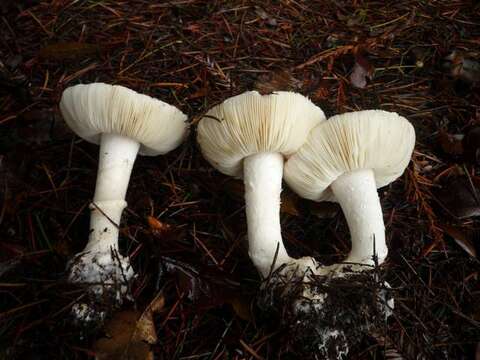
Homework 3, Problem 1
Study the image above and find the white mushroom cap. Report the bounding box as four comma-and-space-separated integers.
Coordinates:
60, 83, 188, 156
284, 110, 415, 202
197, 91, 325, 177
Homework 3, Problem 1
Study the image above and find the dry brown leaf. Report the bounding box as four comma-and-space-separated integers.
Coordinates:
440, 224, 478, 258
147, 215, 185, 243
147, 216, 172, 234
94, 311, 152, 360
94, 296, 164, 360
436, 176, 480, 219
135, 293, 165, 345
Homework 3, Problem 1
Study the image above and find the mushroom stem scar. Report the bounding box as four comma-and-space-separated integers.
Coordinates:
331, 169, 387, 266
243, 152, 293, 278
84, 133, 140, 253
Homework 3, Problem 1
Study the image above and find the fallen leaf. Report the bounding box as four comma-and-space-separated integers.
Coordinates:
438, 130, 464, 156
440, 224, 478, 258
254, 70, 302, 95
94, 311, 152, 360
93, 296, 165, 360
135, 293, 165, 345
147, 216, 172, 235
436, 175, 480, 219
38, 42, 101, 61
350, 52, 374, 89
146, 215, 186, 244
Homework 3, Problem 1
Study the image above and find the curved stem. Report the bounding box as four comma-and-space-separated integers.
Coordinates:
243, 152, 293, 277
84, 133, 140, 253
330, 169, 387, 267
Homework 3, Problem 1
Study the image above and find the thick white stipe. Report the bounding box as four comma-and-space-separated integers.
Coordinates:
69, 133, 139, 293
243, 152, 293, 277
94, 133, 141, 202
84, 133, 140, 253
84, 200, 126, 253
331, 169, 387, 266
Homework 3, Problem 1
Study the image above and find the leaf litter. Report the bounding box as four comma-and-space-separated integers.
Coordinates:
94, 293, 165, 360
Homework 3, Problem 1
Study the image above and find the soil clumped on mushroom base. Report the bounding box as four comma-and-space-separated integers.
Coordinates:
257, 266, 392, 359
67, 248, 134, 323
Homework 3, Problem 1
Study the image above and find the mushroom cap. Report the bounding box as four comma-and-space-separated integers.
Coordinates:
197, 91, 325, 177
59, 83, 188, 156
284, 110, 415, 202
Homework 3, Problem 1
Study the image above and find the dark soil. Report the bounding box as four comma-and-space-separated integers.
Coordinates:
258, 266, 393, 359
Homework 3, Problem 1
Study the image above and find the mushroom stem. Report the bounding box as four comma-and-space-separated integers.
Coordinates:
330, 169, 387, 267
243, 152, 293, 277
84, 133, 140, 253
84, 200, 126, 253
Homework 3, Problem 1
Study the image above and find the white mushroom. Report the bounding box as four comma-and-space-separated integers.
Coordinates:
60, 83, 188, 302
197, 91, 325, 278
285, 110, 415, 272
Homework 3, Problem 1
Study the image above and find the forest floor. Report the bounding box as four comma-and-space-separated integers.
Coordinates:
1, 1, 480, 359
